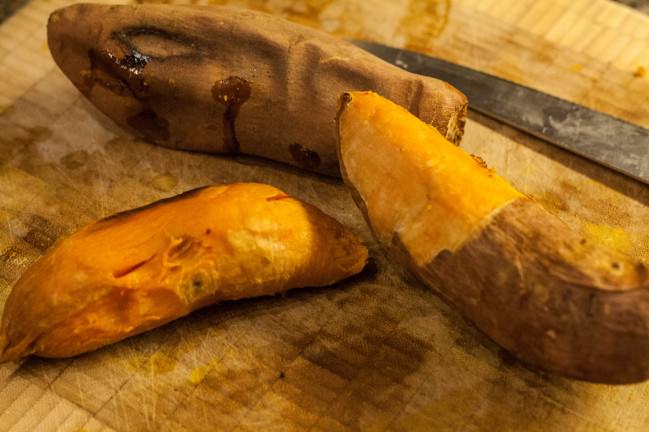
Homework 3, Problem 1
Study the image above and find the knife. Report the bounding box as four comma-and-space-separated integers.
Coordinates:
352, 40, 649, 185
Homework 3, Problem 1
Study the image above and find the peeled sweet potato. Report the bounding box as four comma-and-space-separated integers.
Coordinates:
337, 91, 649, 384
0, 183, 368, 361
47, 3, 467, 176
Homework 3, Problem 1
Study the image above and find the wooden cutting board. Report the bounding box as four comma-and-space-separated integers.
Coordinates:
1, 0, 648, 431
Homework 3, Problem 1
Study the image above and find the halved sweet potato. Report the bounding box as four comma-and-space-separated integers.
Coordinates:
337, 91, 649, 384
0, 183, 368, 361
47, 3, 467, 176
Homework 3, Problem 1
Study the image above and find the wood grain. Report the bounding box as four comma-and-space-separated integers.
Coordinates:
0, 0, 648, 431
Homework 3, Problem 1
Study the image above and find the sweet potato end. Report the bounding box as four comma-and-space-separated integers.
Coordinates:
0, 183, 368, 361
337, 91, 649, 384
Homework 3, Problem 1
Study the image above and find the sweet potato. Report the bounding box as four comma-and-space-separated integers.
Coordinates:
337, 91, 649, 384
0, 183, 368, 361
46, 3, 467, 176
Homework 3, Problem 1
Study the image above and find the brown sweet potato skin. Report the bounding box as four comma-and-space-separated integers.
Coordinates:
337, 91, 649, 384
47, 3, 467, 176
414, 200, 649, 384
0, 183, 368, 361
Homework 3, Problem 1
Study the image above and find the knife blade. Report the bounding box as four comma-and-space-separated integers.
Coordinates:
352, 40, 649, 185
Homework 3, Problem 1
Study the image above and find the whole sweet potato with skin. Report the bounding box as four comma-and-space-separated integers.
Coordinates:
0, 183, 368, 361
337, 91, 649, 384
47, 3, 467, 176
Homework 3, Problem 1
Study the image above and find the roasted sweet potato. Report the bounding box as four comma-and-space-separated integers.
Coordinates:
0, 183, 368, 361
47, 3, 467, 176
337, 91, 649, 384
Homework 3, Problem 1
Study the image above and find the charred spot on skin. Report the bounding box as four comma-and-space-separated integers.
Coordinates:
105, 50, 150, 96
127, 109, 170, 142
110, 31, 153, 75
84, 49, 149, 98
289, 143, 321, 169
212, 76, 251, 153
120, 52, 150, 74
205, 228, 212, 235
82, 50, 128, 96
611, 262, 620, 270
471, 154, 488, 169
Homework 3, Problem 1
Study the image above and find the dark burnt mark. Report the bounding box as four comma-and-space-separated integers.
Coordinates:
84, 48, 149, 99
340, 92, 353, 105
611, 261, 620, 270
205, 228, 212, 235
97, 186, 210, 225
266, 194, 292, 202
127, 109, 170, 142
113, 259, 150, 278
212, 76, 251, 153
471, 154, 488, 169
278, 371, 285, 379
83, 49, 130, 97
289, 143, 321, 170
104, 50, 149, 94
120, 51, 150, 72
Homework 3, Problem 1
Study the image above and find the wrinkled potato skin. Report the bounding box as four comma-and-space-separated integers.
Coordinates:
0, 183, 368, 361
47, 3, 467, 176
337, 92, 649, 384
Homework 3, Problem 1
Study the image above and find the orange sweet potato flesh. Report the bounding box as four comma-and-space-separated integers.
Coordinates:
337, 91, 649, 384
0, 183, 368, 361
46, 3, 467, 176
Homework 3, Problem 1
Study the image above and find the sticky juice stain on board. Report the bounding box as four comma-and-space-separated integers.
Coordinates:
189, 361, 218, 385
398, 0, 451, 50
149, 351, 177, 374
280, 0, 335, 28
582, 222, 632, 254
151, 173, 178, 192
